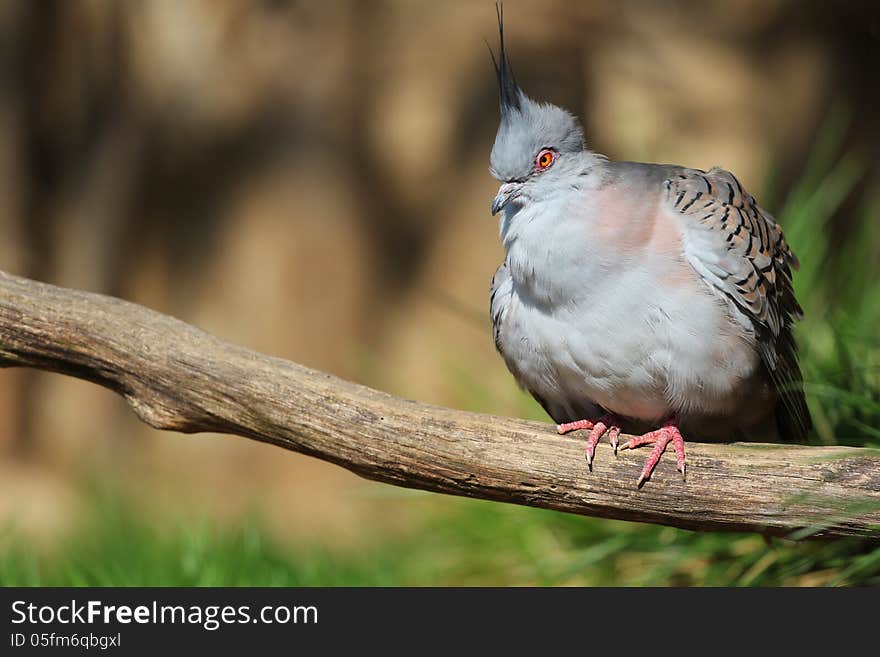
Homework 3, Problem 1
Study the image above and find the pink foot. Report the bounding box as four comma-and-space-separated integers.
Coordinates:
557, 414, 622, 470
619, 419, 687, 487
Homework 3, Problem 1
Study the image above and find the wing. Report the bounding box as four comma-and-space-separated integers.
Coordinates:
665, 166, 811, 439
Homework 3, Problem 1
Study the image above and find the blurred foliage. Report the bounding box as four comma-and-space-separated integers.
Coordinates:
1, 490, 877, 587
781, 104, 880, 446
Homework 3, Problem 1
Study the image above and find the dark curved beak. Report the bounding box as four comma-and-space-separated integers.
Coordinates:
491, 182, 523, 216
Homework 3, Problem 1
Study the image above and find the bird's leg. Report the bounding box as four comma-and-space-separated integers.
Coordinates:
557, 414, 622, 470
556, 418, 594, 434
619, 418, 687, 487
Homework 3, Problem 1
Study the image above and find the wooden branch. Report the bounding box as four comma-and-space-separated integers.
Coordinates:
1, 270, 878, 541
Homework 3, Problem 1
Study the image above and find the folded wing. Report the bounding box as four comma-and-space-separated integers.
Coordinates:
666, 166, 811, 439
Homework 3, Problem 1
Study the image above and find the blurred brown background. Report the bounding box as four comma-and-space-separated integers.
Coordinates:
1, 0, 878, 546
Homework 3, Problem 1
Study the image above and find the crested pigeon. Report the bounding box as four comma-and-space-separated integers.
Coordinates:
487, 7, 811, 486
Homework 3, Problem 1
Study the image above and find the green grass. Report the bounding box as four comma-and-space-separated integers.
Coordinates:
2, 106, 878, 587
781, 105, 880, 447
2, 491, 878, 586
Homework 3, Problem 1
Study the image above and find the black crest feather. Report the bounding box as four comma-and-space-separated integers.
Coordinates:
488, 3, 522, 115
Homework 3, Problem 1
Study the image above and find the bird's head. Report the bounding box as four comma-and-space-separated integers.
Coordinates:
488, 5, 586, 216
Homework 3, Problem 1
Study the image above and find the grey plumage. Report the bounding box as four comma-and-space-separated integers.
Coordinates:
485, 6, 811, 481
488, 7, 585, 184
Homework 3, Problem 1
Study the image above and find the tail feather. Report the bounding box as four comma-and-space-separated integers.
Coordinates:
775, 387, 813, 442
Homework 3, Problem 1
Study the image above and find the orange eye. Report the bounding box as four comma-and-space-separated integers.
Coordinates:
535, 149, 555, 171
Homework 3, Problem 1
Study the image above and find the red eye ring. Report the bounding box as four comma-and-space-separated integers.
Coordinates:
535, 148, 556, 172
